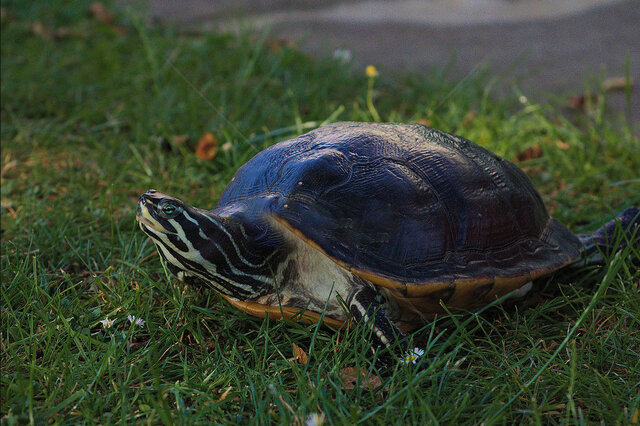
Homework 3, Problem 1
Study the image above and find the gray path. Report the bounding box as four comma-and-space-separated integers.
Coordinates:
142, 0, 639, 125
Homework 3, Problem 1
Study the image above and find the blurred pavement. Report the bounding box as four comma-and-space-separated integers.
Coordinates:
140, 0, 639, 125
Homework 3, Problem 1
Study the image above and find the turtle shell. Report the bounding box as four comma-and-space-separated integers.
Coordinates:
215, 122, 582, 318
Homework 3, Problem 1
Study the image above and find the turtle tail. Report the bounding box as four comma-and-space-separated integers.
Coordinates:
576, 207, 640, 265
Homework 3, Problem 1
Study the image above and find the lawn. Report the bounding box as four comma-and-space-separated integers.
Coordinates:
1, 1, 639, 424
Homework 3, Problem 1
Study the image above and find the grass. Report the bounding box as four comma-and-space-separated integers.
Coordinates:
1, 1, 639, 423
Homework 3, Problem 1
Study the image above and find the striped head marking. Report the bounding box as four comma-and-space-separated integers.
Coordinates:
137, 190, 185, 234
136, 189, 276, 298
137, 190, 206, 266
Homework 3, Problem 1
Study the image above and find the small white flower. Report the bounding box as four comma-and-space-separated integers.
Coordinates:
402, 347, 425, 365
221, 142, 233, 153
100, 317, 114, 329
305, 412, 326, 426
128, 315, 145, 328
332, 48, 352, 63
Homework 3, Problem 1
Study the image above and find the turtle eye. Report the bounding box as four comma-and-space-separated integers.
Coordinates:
159, 202, 180, 218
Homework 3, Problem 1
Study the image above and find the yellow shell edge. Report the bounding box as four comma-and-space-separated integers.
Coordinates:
221, 294, 348, 330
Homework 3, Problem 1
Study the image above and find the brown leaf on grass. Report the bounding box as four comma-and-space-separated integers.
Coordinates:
555, 140, 570, 150
196, 132, 218, 160
339, 366, 382, 392
292, 343, 308, 364
514, 145, 543, 162
217, 386, 232, 402
603, 76, 633, 92
89, 2, 114, 25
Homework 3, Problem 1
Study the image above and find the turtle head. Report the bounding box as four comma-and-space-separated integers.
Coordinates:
136, 189, 209, 272
137, 190, 188, 232
136, 189, 275, 298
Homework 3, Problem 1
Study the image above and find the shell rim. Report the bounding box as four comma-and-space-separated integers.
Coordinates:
221, 294, 348, 330
271, 215, 580, 298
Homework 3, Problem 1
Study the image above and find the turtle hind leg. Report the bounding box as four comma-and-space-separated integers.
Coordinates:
577, 207, 640, 265
348, 284, 410, 362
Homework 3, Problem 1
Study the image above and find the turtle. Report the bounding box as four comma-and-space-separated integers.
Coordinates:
137, 122, 639, 359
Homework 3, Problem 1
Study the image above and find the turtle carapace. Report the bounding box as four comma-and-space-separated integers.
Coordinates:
137, 122, 639, 358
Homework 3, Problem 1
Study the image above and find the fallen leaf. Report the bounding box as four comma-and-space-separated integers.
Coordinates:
416, 119, 431, 127
292, 342, 308, 364
339, 366, 382, 391
555, 140, 570, 150
89, 2, 114, 25
217, 386, 232, 402
603, 76, 633, 92
514, 145, 543, 162
632, 407, 638, 423
196, 132, 218, 160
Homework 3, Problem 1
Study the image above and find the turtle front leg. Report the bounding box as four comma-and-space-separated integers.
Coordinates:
347, 283, 409, 359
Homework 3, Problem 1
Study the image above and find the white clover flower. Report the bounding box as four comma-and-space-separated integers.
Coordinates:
100, 317, 114, 329
402, 347, 425, 365
305, 412, 326, 426
128, 314, 145, 328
